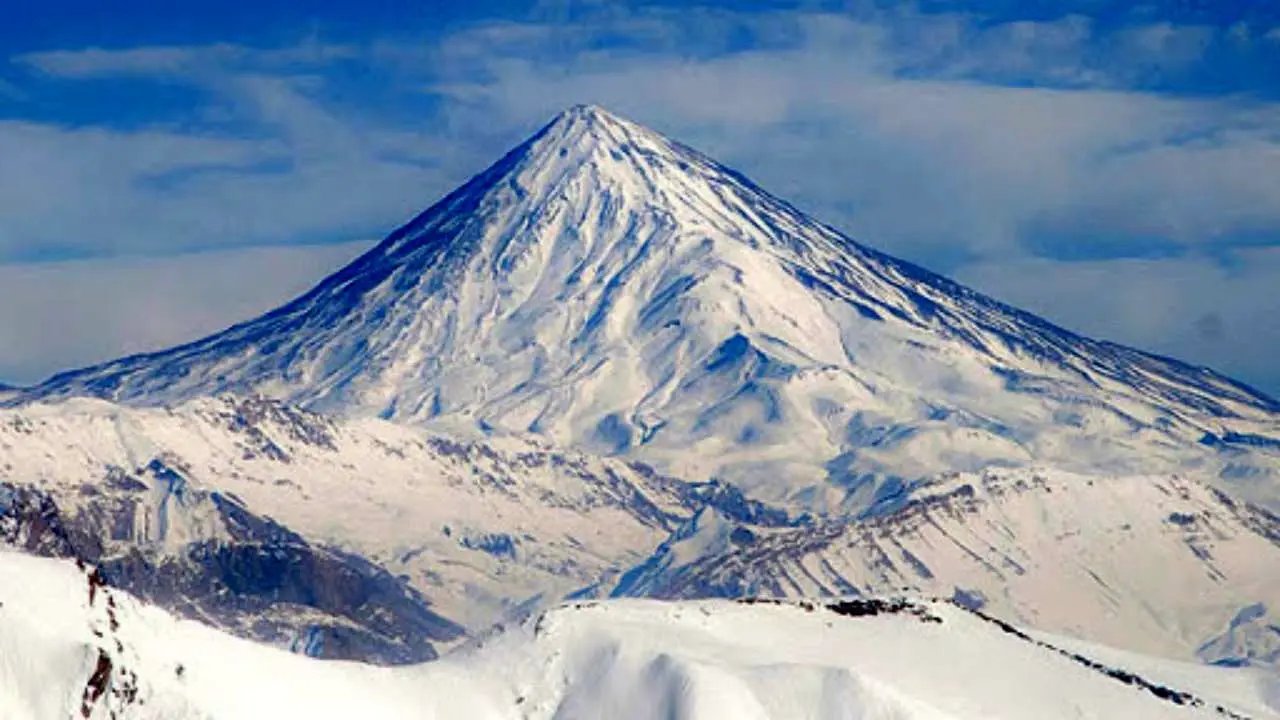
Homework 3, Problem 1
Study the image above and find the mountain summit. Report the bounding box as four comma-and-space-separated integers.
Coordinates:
16, 105, 1280, 510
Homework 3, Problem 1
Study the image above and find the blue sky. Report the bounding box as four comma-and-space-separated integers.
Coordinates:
0, 0, 1278, 395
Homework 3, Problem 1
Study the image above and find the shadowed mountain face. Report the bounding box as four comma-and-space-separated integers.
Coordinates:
608, 467, 1280, 667
9, 105, 1280, 511
0, 475, 464, 664
0, 394, 767, 652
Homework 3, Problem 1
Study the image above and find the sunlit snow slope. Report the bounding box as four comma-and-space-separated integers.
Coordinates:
611, 467, 1280, 666
14, 105, 1279, 512
5, 551, 1277, 720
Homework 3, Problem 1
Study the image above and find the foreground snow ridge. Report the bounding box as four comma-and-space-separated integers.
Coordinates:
3, 552, 1276, 720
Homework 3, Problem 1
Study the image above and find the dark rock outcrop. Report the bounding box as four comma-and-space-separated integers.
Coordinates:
0, 477, 463, 664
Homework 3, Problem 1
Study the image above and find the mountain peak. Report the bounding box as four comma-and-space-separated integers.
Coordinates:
543, 104, 651, 139
538, 103, 639, 146
553, 103, 620, 125
519, 103, 676, 182
15, 104, 1279, 512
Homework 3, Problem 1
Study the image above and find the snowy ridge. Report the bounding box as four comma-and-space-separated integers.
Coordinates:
0, 395, 709, 633
611, 467, 1280, 666
0, 476, 466, 664
10, 104, 1279, 512
4, 550, 1276, 720
11, 395, 1280, 670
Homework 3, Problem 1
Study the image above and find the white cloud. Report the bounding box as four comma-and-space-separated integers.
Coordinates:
0, 75, 478, 259
17, 41, 358, 79
12, 10, 1276, 263
1112, 22, 1215, 70
0, 242, 370, 385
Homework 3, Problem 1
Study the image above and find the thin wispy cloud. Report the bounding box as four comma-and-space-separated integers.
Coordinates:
17, 41, 360, 79
0, 69, 467, 260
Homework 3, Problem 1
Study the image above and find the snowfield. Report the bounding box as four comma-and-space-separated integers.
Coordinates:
0, 395, 697, 634
3, 551, 1277, 720
4, 395, 1278, 668
611, 467, 1280, 665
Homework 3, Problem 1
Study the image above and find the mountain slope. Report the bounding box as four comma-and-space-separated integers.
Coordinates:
0, 395, 715, 634
7, 395, 1277, 668
11, 104, 1279, 512
0, 476, 465, 665
609, 467, 1280, 666
5, 550, 1275, 720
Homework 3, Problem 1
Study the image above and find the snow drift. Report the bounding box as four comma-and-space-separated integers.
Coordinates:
3, 551, 1277, 720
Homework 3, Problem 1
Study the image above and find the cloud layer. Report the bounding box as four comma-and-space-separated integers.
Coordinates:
956, 249, 1280, 396
0, 242, 369, 384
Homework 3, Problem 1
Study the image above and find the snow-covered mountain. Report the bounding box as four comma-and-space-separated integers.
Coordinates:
6, 550, 1276, 720
3, 395, 1277, 670
609, 466, 1280, 667
0, 395, 731, 649
11, 104, 1278, 513
3, 103, 1280, 687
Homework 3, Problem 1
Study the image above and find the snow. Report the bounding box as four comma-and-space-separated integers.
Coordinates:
0, 103, 1276, 700
3, 550, 1275, 720
6, 394, 1275, 665
1029, 628, 1280, 718
10, 104, 1278, 518
1197, 604, 1280, 667
0, 395, 696, 631
613, 467, 1280, 666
